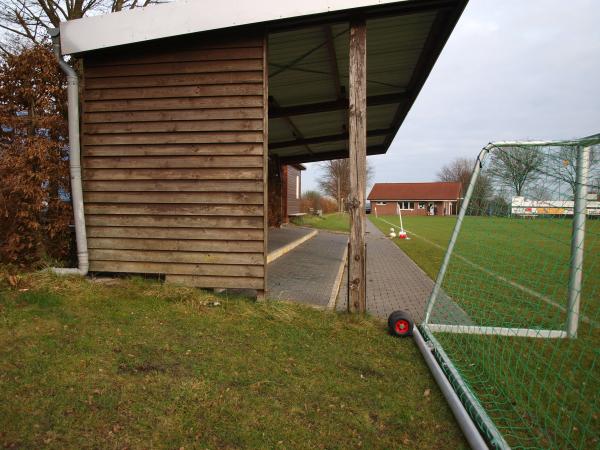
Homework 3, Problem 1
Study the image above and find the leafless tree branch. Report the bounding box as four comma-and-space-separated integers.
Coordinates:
318, 159, 374, 212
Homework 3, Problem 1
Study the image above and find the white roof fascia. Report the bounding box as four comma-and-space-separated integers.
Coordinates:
59, 0, 408, 55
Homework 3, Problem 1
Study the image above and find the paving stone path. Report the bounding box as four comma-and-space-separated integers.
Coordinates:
267, 230, 348, 308
268, 221, 464, 323
337, 219, 435, 322
267, 226, 315, 254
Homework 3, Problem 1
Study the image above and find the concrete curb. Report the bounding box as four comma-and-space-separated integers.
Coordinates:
291, 224, 349, 236
328, 243, 348, 310
266, 229, 318, 264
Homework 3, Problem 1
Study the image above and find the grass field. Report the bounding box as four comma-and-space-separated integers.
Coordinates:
291, 212, 349, 233
370, 215, 599, 328
0, 271, 466, 449
369, 214, 599, 448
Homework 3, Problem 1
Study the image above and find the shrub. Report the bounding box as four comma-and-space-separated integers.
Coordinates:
301, 190, 338, 214
301, 190, 321, 213
0, 44, 72, 266
319, 196, 337, 214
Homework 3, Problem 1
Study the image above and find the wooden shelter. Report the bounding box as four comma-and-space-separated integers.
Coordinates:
57, 0, 467, 305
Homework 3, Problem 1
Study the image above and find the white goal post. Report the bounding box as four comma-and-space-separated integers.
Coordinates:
423, 134, 600, 339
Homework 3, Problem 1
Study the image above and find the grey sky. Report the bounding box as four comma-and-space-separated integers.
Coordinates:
302, 0, 600, 192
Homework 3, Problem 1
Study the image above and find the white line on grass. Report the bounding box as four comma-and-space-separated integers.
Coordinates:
376, 217, 596, 327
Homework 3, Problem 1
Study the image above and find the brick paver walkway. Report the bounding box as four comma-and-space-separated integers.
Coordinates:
267, 227, 315, 254
268, 230, 348, 308
338, 219, 434, 322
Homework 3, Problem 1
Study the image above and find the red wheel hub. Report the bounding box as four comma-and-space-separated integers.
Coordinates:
394, 319, 410, 334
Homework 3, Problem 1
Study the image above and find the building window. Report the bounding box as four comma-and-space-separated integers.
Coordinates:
418, 202, 426, 209
376, 201, 387, 206
295, 175, 300, 199
398, 201, 414, 210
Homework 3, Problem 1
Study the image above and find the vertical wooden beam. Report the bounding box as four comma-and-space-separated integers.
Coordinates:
347, 18, 367, 313
258, 32, 269, 301
267, 156, 284, 227
323, 25, 343, 100
281, 164, 289, 223
323, 24, 348, 143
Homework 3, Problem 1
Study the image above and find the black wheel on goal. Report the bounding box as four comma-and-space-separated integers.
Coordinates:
388, 310, 414, 337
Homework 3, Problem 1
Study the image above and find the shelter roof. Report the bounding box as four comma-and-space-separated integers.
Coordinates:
59, 0, 467, 164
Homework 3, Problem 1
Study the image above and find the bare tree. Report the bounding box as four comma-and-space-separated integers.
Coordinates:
527, 182, 551, 201
437, 157, 472, 196
318, 158, 374, 212
0, 0, 160, 50
546, 146, 598, 198
487, 146, 544, 197
437, 156, 492, 215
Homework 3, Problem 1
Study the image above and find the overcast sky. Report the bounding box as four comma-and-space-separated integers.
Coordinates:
302, 0, 600, 192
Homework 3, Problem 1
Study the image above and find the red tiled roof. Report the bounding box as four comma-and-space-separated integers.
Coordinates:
367, 182, 462, 201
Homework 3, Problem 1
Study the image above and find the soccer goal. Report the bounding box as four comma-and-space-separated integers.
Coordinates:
419, 134, 599, 448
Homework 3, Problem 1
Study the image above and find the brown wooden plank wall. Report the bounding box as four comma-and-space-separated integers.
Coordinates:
81, 33, 266, 291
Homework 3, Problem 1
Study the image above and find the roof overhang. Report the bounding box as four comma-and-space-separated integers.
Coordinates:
267, 0, 467, 164
59, 0, 468, 165
60, 0, 425, 55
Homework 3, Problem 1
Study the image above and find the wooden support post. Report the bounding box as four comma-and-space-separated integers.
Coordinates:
260, 33, 269, 302
347, 18, 367, 313
281, 164, 289, 223
267, 156, 284, 227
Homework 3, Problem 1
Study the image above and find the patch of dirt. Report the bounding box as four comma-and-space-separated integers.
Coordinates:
343, 363, 385, 379
117, 361, 180, 375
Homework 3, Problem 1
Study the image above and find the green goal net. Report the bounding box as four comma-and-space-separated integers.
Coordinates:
420, 135, 599, 449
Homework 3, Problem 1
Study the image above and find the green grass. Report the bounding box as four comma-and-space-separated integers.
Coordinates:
370, 215, 599, 328
292, 212, 349, 233
0, 271, 466, 449
369, 215, 447, 280
369, 215, 600, 449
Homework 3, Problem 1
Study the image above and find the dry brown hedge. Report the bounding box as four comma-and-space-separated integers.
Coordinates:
0, 44, 72, 266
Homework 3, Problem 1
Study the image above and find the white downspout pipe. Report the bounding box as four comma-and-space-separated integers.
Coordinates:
48, 28, 89, 276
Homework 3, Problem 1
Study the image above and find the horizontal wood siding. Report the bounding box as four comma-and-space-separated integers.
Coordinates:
82, 33, 266, 290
